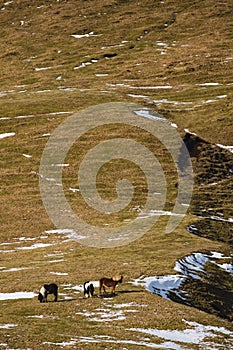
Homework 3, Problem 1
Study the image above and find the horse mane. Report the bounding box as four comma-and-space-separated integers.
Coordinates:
112, 275, 123, 282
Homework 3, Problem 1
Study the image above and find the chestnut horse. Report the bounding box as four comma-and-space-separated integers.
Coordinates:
99, 275, 123, 294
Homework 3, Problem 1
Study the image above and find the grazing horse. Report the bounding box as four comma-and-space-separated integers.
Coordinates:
38, 283, 58, 303
83, 281, 95, 298
99, 275, 123, 294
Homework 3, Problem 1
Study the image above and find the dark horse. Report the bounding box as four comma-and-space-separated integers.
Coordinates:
99, 275, 123, 294
38, 283, 58, 303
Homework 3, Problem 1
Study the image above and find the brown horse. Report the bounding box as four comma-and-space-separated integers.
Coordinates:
99, 275, 123, 294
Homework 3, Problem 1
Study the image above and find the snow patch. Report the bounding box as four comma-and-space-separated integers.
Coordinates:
0, 237, 53, 253
134, 109, 177, 128
76, 307, 138, 322
78, 335, 185, 349
184, 128, 197, 136
216, 143, 233, 154
1, 267, 32, 273
15, 115, 34, 119
45, 228, 88, 241
45, 228, 76, 235
107, 83, 172, 90
0, 132, 15, 139
132, 274, 186, 301
198, 82, 222, 86
95, 73, 109, 77
113, 302, 147, 308
0, 292, 36, 300
17, 243, 52, 250
138, 209, 184, 219
0, 324, 18, 329
153, 98, 192, 106
34, 67, 53, 71
22, 154, 32, 158
48, 111, 72, 115
26, 314, 59, 320
74, 61, 92, 70
44, 339, 77, 347
175, 252, 208, 279
51, 163, 69, 167
132, 251, 232, 303
129, 319, 233, 346
71, 32, 101, 39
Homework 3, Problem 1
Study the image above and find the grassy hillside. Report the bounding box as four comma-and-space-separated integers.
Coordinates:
0, 0, 232, 349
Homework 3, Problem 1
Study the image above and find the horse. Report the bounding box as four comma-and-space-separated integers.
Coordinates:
38, 283, 58, 303
83, 281, 95, 298
99, 275, 123, 294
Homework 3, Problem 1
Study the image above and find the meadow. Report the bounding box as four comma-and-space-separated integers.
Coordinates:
0, 0, 232, 349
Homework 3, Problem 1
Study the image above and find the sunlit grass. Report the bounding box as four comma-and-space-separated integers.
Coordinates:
0, 0, 232, 348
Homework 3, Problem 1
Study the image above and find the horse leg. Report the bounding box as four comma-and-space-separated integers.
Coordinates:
90, 284, 94, 297
99, 280, 103, 294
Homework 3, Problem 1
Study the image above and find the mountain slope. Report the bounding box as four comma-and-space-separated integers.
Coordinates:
0, 1, 232, 349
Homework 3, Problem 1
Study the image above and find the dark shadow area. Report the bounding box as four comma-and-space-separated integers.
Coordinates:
98, 293, 117, 298
118, 289, 145, 294
172, 277, 233, 321
98, 289, 145, 298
